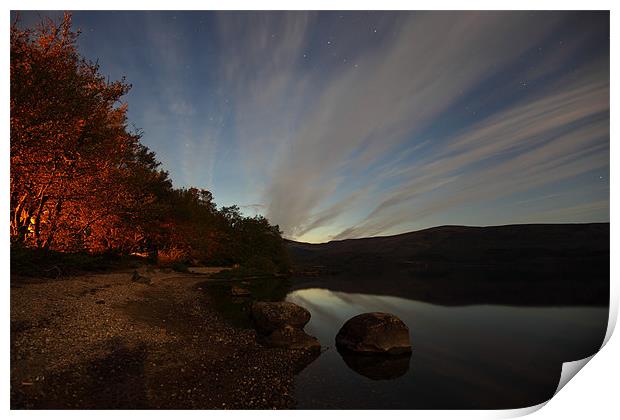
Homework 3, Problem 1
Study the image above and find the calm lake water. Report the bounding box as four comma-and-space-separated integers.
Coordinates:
285, 286, 608, 409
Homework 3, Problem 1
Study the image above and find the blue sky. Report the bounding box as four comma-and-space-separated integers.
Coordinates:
15, 11, 610, 242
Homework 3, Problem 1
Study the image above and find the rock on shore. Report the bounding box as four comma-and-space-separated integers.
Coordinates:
251, 301, 311, 332
11, 269, 314, 409
251, 301, 320, 353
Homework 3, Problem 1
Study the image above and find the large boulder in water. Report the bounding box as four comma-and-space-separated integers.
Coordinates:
335, 312, 412, 355
251, 301, 311, 333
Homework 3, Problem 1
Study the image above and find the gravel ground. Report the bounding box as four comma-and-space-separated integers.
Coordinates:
11, 268, 318, 409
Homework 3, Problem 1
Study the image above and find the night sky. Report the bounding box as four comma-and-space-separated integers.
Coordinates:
15, 11, 610, 242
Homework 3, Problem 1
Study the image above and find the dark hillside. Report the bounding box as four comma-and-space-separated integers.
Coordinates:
287, 223, 609, 305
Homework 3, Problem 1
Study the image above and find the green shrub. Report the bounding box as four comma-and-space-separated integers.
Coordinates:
245, 255, 278, 274
10, 245, 142, 278
171, 262, 189, 273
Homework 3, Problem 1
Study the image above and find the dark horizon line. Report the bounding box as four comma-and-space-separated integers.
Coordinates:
285, 221, 611, 245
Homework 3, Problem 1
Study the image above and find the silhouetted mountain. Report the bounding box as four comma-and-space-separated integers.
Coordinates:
287, 223, 609, 306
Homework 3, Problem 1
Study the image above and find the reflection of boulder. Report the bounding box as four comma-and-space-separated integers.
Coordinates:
289, 347, 321, 375
339, 350, 411, 380
336, 312, 412, 355
251, 301, 311, 333
251, 301, 320, 353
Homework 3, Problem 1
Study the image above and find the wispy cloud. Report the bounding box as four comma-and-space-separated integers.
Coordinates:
43, 11, 607, 242
335, 73, 609, 239
211, 11, 608, 240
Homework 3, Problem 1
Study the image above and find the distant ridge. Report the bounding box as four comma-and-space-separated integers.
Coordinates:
287, 222, 610, 246
286, 223, 609, 306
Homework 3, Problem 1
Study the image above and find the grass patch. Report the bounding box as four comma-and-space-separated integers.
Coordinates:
170, 262, 189, 273
198, 275, 292, 327
209, 255, 289, 280
208, 265, 282, 280
11, 246, 144, 279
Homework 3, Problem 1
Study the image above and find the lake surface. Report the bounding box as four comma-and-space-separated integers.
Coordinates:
285, 285, 608, 409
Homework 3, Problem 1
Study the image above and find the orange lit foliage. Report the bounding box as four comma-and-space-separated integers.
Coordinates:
10, 14, 170, 252
11, 14, 289, 272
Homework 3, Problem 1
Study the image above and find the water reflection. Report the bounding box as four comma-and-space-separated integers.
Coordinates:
199, 276, 291, 328
286, 287, 607, 409
338, 351, 411, 380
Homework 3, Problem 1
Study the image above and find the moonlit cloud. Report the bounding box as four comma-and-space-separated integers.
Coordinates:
335, 72, 609, 239
18, 11, 609, 242
209, 11, 609, 240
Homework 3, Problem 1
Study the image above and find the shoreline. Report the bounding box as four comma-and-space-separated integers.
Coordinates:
11, 268, 315, 409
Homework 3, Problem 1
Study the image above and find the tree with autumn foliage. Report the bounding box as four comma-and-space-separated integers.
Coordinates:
11, 13, 160, 252
10, 13, 289, 274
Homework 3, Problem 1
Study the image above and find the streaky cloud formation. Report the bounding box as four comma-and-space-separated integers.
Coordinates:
16, 11, 609, 242
336, 72, 608, 239
210, 11, 609, 241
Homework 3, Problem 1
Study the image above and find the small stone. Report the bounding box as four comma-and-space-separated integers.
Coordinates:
231, 286, 251, 297
131, 270, 151, 284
